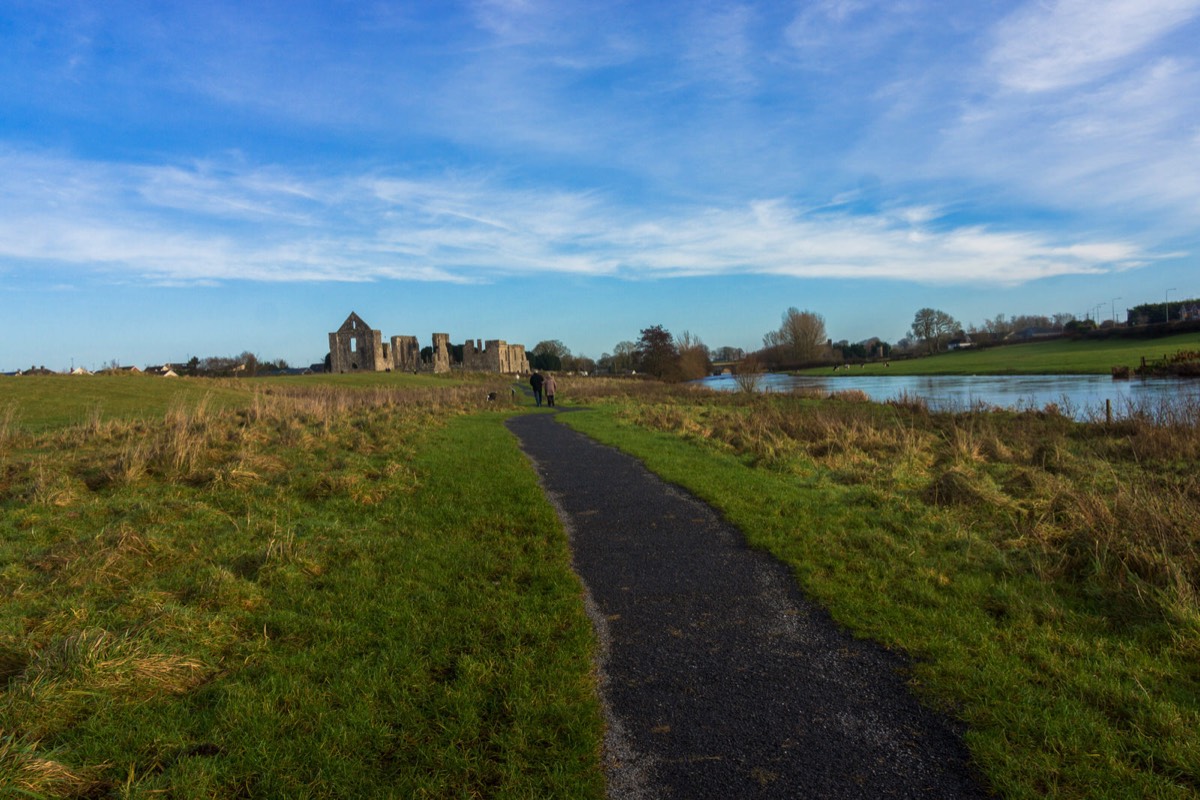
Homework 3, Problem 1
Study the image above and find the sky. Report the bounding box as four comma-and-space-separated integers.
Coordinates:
2, 0, 1199, 371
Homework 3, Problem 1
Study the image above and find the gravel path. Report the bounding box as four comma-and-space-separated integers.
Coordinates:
507, 412, 991, 799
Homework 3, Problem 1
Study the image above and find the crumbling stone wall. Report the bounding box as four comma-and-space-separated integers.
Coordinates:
506, 343, 529, 374
327, 313, 528, 375
462, 339, 529, 374
390, 335, 421, 372
328, 312, 385, 372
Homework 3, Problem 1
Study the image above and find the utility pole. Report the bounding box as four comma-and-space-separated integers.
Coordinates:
1111, 297, 1121, 325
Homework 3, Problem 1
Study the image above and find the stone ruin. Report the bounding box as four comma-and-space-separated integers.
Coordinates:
327, 312, 529, 375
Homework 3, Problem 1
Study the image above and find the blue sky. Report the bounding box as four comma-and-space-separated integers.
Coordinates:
2, 0, 1198, 370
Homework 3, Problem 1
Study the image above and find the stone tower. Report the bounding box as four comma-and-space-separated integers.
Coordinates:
431, 333, 451, 374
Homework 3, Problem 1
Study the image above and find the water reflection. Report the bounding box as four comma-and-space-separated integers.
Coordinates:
697, 373, 1200, 420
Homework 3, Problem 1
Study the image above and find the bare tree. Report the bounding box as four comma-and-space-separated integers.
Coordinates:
674, 330, 711, 381
910, 308, 959, 353
607, 340, 637, 373
1052, 313, 1075, 330
734, 354, 764, 393
778, 308, 827, 363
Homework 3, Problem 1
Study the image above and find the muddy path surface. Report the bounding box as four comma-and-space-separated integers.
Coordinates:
507, 413, 990, 799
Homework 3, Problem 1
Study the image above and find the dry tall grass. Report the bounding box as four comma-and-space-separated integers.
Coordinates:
0, 380, 507, 797
579, 380, 1200, 626
0, 403, 16, 446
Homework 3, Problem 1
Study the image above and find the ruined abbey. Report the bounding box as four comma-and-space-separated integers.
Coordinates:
327, 312, 529, 375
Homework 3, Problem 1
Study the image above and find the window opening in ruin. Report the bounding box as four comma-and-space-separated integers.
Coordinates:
350, 338, 357, 353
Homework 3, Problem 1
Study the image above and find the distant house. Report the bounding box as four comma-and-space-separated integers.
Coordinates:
70, 367, 91, 375
144, 365, 179, 377
1008, 327, 1059, 341
946, 334, 974, 351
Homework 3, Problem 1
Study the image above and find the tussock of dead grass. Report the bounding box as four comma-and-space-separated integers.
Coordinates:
0, 403, 16, 447
20, 460, 85, 507
15, 629, 208, 698
828, 388, 870, 403
925, 466, 1007, 508
0, 734, 102, 799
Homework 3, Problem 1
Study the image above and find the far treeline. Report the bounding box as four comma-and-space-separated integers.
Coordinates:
579, 297, 1200, 380
34, 297, 1197, 380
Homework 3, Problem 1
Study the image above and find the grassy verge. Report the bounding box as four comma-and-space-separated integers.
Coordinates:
795, 331, 1200, 375
0, 385, 602, 798
559, 378, 1199, 798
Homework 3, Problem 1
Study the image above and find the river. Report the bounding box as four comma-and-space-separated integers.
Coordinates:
696, 373, 1200, 420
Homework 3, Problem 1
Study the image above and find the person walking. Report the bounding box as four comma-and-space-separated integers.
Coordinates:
529, 371, 544, 407
543, 372, 557, 407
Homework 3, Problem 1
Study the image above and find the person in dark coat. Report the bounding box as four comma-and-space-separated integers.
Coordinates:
529, 371, 544, 406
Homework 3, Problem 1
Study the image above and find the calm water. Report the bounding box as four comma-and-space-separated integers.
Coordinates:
697, 373, 1200, 420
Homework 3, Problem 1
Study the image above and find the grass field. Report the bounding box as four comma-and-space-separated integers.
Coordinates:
4, 373, 1199, 797
0, 380, 602, 797
559, 377, 1200, 798
797, 331, 1200, 375
0, 372, 479, 433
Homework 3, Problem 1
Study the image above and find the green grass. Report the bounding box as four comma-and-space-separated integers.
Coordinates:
253, 371, 470, 389
0, 372, 485, 434
0, 388, 602, 798
798, 331, 1200, 375
0, 375, 251, 433
8, 371, 1198, 797
559, 390, 1200, 799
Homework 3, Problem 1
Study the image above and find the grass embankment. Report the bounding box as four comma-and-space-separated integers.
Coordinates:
0, 381, 603, 797
798, 331, 1200, 375
560, 378, 1200, 798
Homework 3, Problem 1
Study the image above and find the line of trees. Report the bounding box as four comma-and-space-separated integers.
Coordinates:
529, 340, 597, 373
552, 294, 1199, 383
592, 325, 717, 381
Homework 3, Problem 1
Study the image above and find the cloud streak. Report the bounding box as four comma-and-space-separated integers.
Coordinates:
988, 0, 1200, 92
0, 150, 1147, 288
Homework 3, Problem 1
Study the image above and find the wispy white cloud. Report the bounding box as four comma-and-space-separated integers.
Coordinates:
926, 15, 1200, 229
842, 0, 1200, 241
0, 150, 1148, 289
988, 0, 1200, 92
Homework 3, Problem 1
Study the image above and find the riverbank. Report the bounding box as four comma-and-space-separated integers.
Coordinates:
698, 372, 1200, 420
794, 331, 1200, 376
